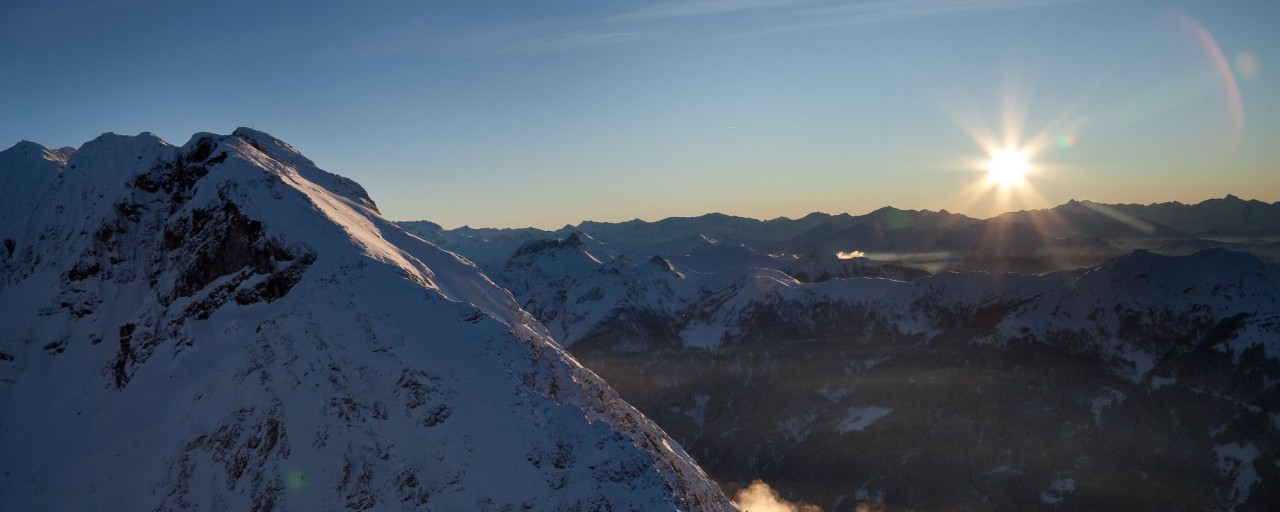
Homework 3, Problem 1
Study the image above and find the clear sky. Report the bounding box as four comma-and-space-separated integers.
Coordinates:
3, 0, 1277, 228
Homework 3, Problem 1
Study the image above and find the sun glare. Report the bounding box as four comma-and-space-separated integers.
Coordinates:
938, 72, 1089, 218
986, 148, 1029, 186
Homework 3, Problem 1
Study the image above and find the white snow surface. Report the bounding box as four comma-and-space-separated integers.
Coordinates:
1215, 442, 1262, 511
818, 386, 850, 404
1089, 388, 1127, 426
834, 406, 893, 433
0, 130, 734, 511
504, 236, 1280, 379
400, 193, 1280, 379
1040, 474, 1076, 504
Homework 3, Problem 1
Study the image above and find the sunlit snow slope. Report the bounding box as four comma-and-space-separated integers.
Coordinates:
0, 129, 734, 511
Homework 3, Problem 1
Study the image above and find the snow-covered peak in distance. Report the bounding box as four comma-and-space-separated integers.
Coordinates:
0, 131, 734, 511
403, 194, 1280, 282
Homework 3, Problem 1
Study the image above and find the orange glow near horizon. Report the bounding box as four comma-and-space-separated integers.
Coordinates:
931, 64, 1089, 221
944, 112, 1061, 219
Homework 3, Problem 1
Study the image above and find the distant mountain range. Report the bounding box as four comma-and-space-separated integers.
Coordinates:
565, 248, 1280, 510
402, 195, 1280, 277
402, 196, 1280, 510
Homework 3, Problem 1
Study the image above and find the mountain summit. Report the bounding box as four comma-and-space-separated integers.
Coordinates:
0, 130, 733, 510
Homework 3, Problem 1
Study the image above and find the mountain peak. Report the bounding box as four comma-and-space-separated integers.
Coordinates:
1, 129, 733, 510
63, 131, 175, 179
222, 129, 378, 214
1, 140, 70, 167
869, 205, 906, 214
2, 139, 46, 154
231, 127, 315, 169
0, 140, 71, 223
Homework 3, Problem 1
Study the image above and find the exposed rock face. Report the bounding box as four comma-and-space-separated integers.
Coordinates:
0, 130, 734, 511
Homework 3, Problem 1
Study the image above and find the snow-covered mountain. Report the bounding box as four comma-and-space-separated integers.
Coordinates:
397, 195, 1280, 370
405, 202, 1280, 509
559, 249, 1280, 510
0, 130, 734, 511
1103, 194, 1280, 237
402, 195, 1280, 280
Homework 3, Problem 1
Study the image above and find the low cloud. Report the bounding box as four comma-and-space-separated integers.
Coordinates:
731, 480, 822, 512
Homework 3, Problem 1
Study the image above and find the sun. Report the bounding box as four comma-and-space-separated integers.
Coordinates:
942, 77, 1079, 216
986, 148, 1030, 187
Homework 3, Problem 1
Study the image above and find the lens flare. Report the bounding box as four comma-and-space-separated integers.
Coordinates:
1235, 52, 1260, 79
1056, 132, 1078, 149
1169, 10, 1244, 147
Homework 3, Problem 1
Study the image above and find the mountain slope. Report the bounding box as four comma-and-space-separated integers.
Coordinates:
567, 249, 1280, 510
401, 195, 1280, 280
1109, 195, 1280, 237
0, 130, 733, 511
414, 200, 1280, 509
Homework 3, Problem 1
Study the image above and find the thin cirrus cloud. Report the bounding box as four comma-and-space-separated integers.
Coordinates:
336, 0, 1087, 60
732, 0, 1092, 36
802, 0, 1088, 20
609, 0, 812, 21
335, 21, 638, 60
497, 30, 639, 55
448, 24, 639, 56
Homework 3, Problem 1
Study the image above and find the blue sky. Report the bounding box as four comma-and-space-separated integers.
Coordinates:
2, 0, 1277, 228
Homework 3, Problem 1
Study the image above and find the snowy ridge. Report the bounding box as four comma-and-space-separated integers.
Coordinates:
536, 247, 1280, 510
0, 130, 733, 511
476, 224, 1280, 376
425, 205, 1280, 510
403, 194, 1280, 280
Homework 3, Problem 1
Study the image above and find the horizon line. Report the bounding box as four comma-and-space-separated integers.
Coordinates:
399, 193, 1268, 231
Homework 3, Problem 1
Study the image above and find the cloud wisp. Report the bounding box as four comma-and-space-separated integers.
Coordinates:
336, 20, 638, 60
337, 0, 1089, 60
611, 0, 811, 21
803, 0, 1086, 20
733, 0, 1091, 37
485, 29, 639, 55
